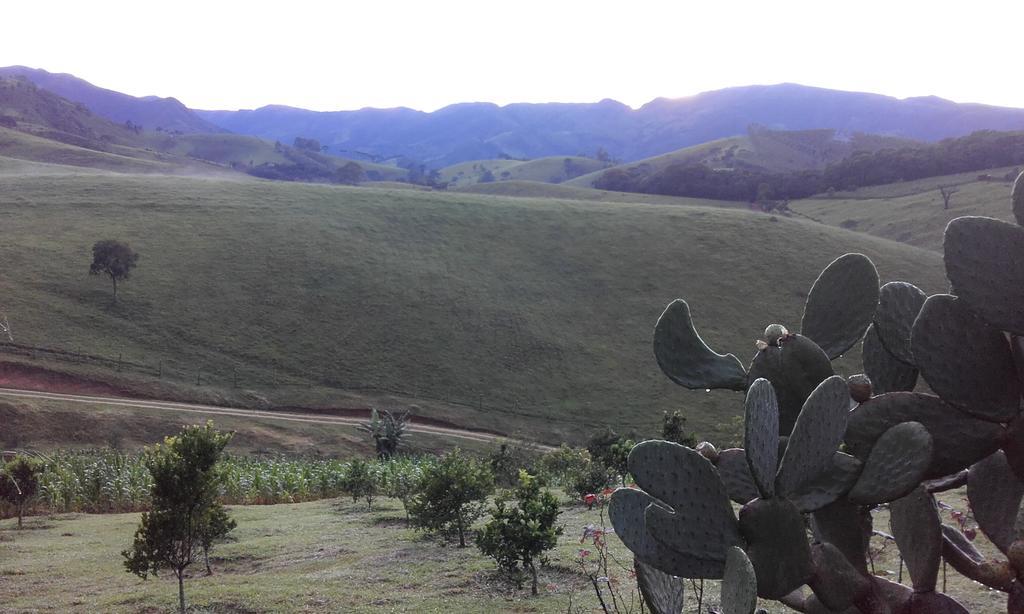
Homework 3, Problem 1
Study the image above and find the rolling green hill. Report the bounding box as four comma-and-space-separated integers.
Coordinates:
792, 167, 1019, 251
567, 126, 918, 189
0, 170, 947, 443
0, 77, 405, 183
439, 156, 608, 188
456, 179, 744, 207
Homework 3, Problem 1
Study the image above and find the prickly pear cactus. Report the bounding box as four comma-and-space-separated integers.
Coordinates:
620, 182, 1024, 613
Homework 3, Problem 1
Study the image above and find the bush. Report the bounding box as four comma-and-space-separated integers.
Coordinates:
488, 440, 542, 488
0, 456, 41, 529
476, 470, 563, 595
408, 449, 494, 546
566, 458, 614, 504
586, 428, 635, 484
381, 456, 429, 522
340, 458, 380, 509
660, 410, 697, 447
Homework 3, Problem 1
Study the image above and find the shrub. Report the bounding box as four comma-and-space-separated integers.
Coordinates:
0, 456, 41, 529
488, 440, 542, 488
476, 470, 563, 595
408, 449, 494, 546
340, 458, 380, 509
381, 456, 429, 522
660, 410, 697, 447
566, 458, 614, 504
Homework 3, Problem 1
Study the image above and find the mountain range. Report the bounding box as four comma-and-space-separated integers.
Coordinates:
4, 65, 1024, 169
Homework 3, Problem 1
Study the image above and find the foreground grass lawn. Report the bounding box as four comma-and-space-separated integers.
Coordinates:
1, 497, 645, 613
0, 491, 1010, 612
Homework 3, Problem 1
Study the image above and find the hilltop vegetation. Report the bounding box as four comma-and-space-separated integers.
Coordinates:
439, 156, 608, 188
792, 166, 1019, 251
0, 169, 947, 444
568, 126, 917, 189
581, 129, 1024, 202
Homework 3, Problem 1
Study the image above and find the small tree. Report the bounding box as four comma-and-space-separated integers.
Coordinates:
340, 458, 380, 509
939, 185, 959, 210
382, 457, 428, 523
408, 449, 493, 547
89, 239, 139, 301
476, 470, 563, 595
660, 410, 696, 447
358, 408, 410, 460
198, 503, 236, 575
0, 456, 40, 529
122, 422, 234, 614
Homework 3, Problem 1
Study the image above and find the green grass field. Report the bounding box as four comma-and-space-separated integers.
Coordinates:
0, 128, 180, 174
0, 167, 949, 444
792, 168, 1018, 251
455, 180, 745, 208
0, 491, 1003, 613
439, 156, 606, 188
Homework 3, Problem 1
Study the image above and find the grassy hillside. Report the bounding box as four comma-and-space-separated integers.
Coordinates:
0, 171, 947, 443
0, 127, 179, 173
457, 180, 744, 208
567, 128, 917, 188
439, 156, 606, 188
792, 167, 1018, 251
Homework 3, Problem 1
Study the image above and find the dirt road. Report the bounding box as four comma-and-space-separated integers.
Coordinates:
0, 387, 546, 449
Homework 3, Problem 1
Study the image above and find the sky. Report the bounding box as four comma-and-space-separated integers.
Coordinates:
4, 0, 1022, 112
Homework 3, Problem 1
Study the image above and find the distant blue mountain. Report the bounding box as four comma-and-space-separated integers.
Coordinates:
0, 66, 223, 134
195, 84, 1024, 167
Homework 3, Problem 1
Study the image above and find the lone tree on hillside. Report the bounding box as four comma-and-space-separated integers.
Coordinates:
939, 185, 959, 210
89, 240, 139, 301
122, 422, 235, 614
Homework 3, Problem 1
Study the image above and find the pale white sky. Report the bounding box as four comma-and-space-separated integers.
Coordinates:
4, 0, 1021, 112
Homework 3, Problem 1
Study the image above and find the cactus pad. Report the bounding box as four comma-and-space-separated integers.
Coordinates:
653, 300, 747, 390
629, 441, 742, 571
912, 294, 1020, 423
747, 333, 834, 435
1014, 169, 1024, 226
807, 542, 870, 612
800, 253, 880, 360
776, 375, 851, 498
906, 592, 969, 614
848, 421, 932, 505
634, 558, 685, 614
788, 452, 862, 513
846, 392, 1002, 480
874, 281, 926, 365
967, 451, 1024, 555
744, 378, 779, 498
738, 497, 813, 599
720, 546, 757, 614
944, 216, 1024, 334
716, 448, 760, 505
1003, 416, 1024, 482
811, 499, 871, 573
862, 323, 919, 394
610, 488, 722, 578
889, 486, 941, 591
